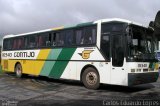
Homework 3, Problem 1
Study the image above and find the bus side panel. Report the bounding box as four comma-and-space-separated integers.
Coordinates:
39, 48, 76, 79
1, 59, 17, 72
8, 60, 19, 72
22, 60, 35, 75
22, 60, 48, 76
1, 59, 36, 75
65, 48, 110, 84
60, 62, 77, 80
1, 60, 6, 71
75, 62, 111, 84
8, 49, 51, 76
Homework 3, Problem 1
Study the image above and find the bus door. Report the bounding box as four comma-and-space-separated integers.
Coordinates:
110, 34, 126, 85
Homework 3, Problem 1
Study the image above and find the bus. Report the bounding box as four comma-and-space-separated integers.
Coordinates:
1, 18, 159, 89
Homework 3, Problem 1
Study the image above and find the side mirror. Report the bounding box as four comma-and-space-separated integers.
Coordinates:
149, 11, 160, 35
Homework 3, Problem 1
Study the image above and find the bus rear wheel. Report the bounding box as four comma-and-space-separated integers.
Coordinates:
15, 63, 23, 78
82, 67, 100, 89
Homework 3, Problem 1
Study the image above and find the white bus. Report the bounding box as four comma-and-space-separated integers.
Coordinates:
1, 18, 159, 89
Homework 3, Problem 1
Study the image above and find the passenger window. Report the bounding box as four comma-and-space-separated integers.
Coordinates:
75, 26, 96, 46
38, 33, 50, 47
17, 38, 24, 49
52, 33, 57, 46
3, 39, 8, 50
82, 27, 96, 44
76, 30, 83, 45
3, 39, 12, 50
65, 30, 75, 46
24, 37, 29, 49
57, 32, 65, 46
29, 35, 38, 48
52, 32, 60, 46
13, 39, 18, 50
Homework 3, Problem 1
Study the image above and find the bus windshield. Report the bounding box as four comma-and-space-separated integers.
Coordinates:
127, 25, 158, 62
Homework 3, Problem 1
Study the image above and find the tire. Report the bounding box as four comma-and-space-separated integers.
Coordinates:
82, 67, 100, 90
15, 63, 23, 78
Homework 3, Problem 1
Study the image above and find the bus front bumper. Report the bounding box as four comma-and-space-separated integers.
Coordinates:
128, 72, 159, 86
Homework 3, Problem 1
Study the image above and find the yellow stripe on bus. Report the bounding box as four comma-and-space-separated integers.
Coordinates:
1, 50, 51, 76
51, 26, 64, 30
22, 49, 51, 76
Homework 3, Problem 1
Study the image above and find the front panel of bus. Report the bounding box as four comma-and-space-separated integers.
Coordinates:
100, 22, 159, 86
126, 24, 159, 86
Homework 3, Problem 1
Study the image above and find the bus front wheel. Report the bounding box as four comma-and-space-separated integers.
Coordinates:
15, 63, 23, 78
82, 67, 100, 89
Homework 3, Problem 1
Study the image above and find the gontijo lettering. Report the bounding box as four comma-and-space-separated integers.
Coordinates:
14, 52, 35, 57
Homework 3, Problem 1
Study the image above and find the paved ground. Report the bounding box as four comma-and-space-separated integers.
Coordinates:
0, 73, 160, 106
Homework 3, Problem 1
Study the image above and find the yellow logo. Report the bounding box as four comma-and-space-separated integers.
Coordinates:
79, 50, 93, 59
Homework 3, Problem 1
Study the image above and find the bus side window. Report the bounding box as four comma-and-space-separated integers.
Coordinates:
83, 27, 92, 44
76, 26, 96, 46
82, 26, 96, 45
75, 30, 83, 45
29, 35, 38, 48
65, 30, 74, 46
38, 33, 50, 47
52, 32, 59, 46
3, 39, 8, 50
52, 33, 56, 46
46, 33, 51, 46
13, 39, 17, 50
56, 32, 64, 46
24, 37, 29, 49
17, 38, 24, 49
3, 39, 12, 50
38, 35, 43, 47
60, 32, 65, 46
91, 28, 96, 44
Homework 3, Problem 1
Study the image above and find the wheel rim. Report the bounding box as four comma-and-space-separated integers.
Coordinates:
86, 72, 97, 85
16, 66, 22, 77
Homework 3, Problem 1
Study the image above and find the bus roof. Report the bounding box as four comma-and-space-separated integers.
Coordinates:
100, 18, 144, 27
3, 18, 146, 39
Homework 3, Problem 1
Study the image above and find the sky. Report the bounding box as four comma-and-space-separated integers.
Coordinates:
0, 0, 160, 40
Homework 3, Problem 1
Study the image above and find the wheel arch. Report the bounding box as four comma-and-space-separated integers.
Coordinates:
14, 62, 21, 72
80, 64, 100, 82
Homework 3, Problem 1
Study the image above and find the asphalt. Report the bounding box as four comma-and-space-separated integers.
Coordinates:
0, 73, 160, 106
